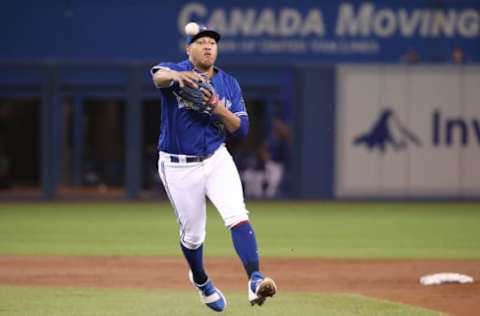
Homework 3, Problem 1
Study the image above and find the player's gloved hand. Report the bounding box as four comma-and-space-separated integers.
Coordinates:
176, 79, 219, 115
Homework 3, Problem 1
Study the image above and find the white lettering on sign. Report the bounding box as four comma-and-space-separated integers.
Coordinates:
335, 3, 479, 38
178, 3, 325, 37
178, 3, 478, 39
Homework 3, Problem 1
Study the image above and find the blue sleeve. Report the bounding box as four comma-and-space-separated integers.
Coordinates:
229, 78, 248, 119
228, 77, 249, 139
231, 115, 249, 139
150, 62, 182, 90
150, 62, 181, 76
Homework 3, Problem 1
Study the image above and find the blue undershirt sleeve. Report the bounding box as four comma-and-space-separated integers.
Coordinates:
231, 115, 249, 139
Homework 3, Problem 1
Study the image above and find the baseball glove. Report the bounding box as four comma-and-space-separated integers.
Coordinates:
176, 80, 218, 115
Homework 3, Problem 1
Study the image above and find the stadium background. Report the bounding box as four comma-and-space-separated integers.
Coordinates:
0, 2, 480, 315
1, 0, 478, 200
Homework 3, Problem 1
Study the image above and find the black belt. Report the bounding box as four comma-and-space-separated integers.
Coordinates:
169, 153, 212, 163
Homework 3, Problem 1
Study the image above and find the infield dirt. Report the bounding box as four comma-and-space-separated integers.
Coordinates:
0, 256, 479, 316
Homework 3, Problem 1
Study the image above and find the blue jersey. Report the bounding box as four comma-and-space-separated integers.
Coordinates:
151, 59, 248, 156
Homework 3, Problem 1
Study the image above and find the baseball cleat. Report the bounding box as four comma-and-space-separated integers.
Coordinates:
189, 271, 227, 312
248, 271, 277, 306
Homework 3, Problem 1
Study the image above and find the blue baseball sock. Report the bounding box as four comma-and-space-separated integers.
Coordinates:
180, 243, 208, 285
231, 221, 260, 278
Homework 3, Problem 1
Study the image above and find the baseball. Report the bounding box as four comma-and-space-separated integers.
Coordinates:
185, 22, 200, 36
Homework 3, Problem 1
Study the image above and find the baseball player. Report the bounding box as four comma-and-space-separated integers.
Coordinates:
150, 23, 277, 312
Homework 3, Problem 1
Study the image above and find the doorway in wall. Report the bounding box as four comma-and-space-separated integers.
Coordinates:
0, 98, 41, 198
228, 89, 293, 199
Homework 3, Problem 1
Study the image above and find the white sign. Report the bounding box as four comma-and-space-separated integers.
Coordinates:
336, 65, 480, 198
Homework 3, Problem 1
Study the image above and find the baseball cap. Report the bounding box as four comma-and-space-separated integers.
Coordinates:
185, 23, 221, 45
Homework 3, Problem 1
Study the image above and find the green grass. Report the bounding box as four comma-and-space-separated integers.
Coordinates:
0, 202, 479, 258
0, 202, 470, 315
0, 286, 445, 316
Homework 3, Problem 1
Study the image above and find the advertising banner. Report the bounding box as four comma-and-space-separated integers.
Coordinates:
336, 65, 480, 197
1, 1, 479, 62
175, 1, 479, 63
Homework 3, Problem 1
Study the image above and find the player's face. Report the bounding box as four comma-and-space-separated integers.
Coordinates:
187, 36, 218, 70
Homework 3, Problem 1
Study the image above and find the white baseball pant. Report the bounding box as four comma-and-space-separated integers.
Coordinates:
158, 145, 249, 250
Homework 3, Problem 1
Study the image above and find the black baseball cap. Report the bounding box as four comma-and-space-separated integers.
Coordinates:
186, 23, 221, 44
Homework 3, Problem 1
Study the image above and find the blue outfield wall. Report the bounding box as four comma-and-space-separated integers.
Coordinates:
4, 62, 477, 200
1, 0, 479, 63
1, 0, 479, 199
293, 66, 336, 199
0, 61, 336, 199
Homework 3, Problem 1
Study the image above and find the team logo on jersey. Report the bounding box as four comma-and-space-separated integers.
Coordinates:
353, 108, 421, 153
222, 97, 232, 110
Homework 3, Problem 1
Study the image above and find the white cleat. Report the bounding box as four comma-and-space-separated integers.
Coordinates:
248, 271, 277, 306
189, 271, 227, 312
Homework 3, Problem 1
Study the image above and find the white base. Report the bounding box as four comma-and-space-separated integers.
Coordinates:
420, 273, 474, 285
